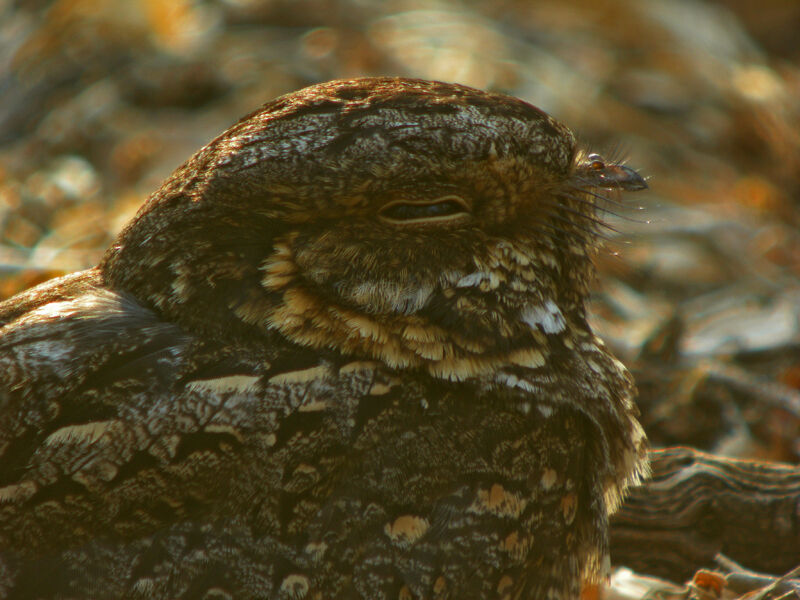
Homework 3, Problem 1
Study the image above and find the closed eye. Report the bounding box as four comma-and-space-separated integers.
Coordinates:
379, 195, 470, 224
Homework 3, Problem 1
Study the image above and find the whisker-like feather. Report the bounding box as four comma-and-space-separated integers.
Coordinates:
559, 192, 627, 219
544, 201, 620, 235
544, 210, 614, 244
566, 185, 628, 209
562, 189, 648, 224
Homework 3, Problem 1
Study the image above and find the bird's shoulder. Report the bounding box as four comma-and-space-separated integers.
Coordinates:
0, 268, 359, 398
0, 266, 402, 445
1, 269, 186, 394
0, 270, 405, 554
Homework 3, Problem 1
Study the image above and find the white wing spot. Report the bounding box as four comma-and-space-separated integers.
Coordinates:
0, 481, 38, 504
269, 365, 330, 385
496, 372, 542, 394
280, 574, 310, 598
521, 300, 566, 334
456, 271, 492, 288
541, 468, 557, 490
186, 375, 260, 394
44, 421, 120, 447
22, 340, 73, 362
304, 541, 328, 561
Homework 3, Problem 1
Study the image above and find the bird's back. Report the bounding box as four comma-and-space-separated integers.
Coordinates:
2, 269, 616, 599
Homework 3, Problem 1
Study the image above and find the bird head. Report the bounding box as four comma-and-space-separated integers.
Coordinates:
102, 77, 646, 379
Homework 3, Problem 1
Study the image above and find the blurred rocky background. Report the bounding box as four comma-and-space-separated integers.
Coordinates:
1, 0, 799, 595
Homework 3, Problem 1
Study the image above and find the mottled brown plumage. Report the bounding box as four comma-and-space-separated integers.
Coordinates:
0, 77, 648, 599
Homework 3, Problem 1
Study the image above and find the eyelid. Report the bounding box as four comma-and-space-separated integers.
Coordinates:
378, 195, 471, 224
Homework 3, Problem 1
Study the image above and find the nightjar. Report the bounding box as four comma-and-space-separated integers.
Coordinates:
0, 77, 649, 599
